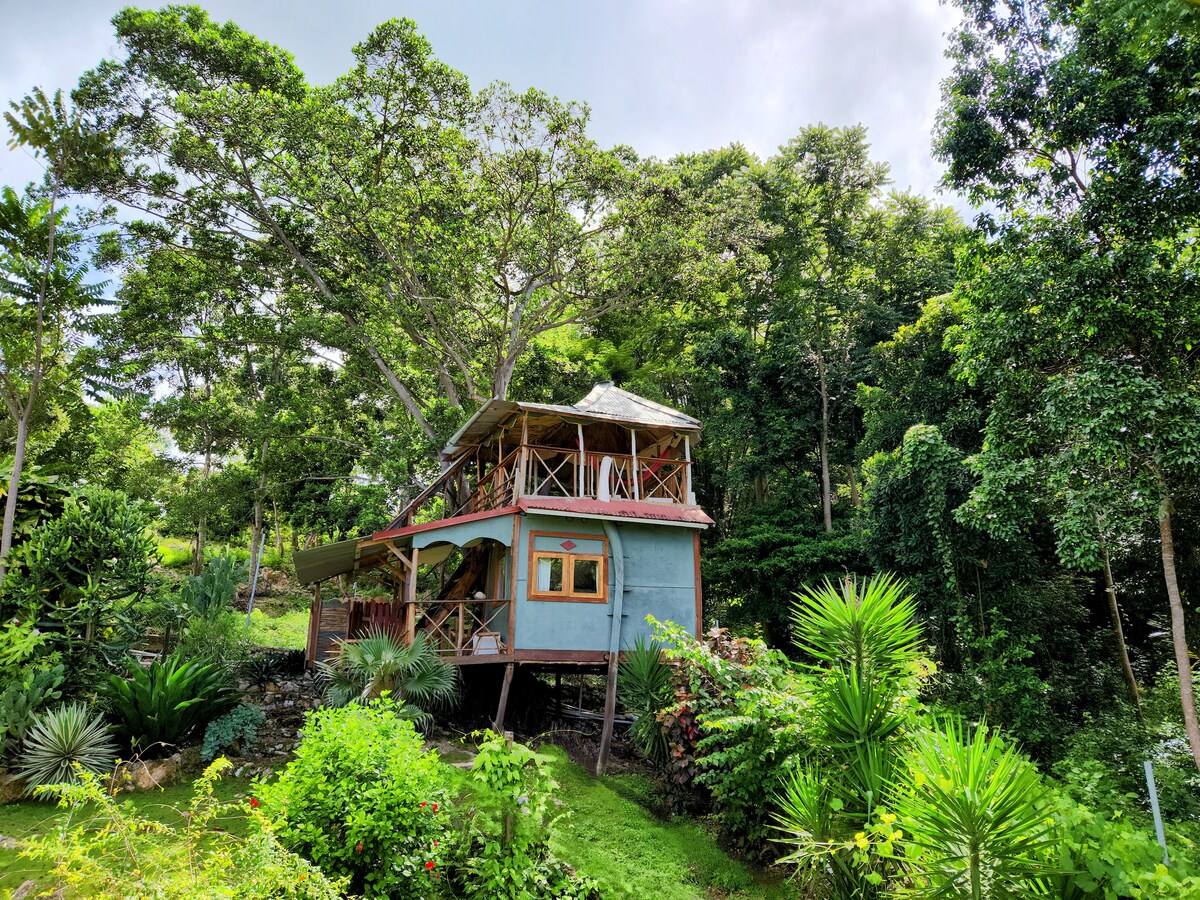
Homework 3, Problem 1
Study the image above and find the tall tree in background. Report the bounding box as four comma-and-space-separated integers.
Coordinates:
70, 9, 642, 443
761, 125, 890, 531
939, 0, 1200, 767
0, 89, 110, 578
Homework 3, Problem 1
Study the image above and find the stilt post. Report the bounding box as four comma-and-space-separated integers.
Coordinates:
494, 662, 515, 733
596, 650, 620, 776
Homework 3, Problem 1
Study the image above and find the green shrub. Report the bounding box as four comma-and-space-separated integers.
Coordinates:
891, 719, 1059, 898
202, 704, 267, 761
451, 731, 601, 899
1050, 790, 1200, 898
653, 617, 812, 858
775, 574, 927, 893
99, 651, 238, 754
0, 616, 47, 680
23, 759, 344, 898
1055, 691, 1200, 824
256, 700, 450, 899
0, 487, 155, 684
177, 610, 253, 670
240, 651, 287, 687
0, 663, 63, 763
16, 702, 118, 791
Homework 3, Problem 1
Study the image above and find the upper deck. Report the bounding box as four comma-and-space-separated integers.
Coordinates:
385, 383, 703, 532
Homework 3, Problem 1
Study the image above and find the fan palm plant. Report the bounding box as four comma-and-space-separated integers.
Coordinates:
318, 628, 458, 728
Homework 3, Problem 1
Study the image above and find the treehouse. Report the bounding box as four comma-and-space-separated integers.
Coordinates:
294, 382, 711, 769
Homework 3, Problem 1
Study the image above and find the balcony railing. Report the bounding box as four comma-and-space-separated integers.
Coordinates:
389, 444, 692, 530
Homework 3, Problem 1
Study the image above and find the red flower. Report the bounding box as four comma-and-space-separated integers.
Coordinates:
249, 797, 260, 808
420, 801, 427, 808
431, 803, 439, 813
355, 842, 363, 853
425, 861, 435, 870
433, 840, 439, 848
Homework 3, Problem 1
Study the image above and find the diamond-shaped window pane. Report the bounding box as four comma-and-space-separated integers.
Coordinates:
560, 540, 577, 551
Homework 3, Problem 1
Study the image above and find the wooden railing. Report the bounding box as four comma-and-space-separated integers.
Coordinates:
386, 445, 693, 532
418, 596, 510, 657
454, 447, 521, 516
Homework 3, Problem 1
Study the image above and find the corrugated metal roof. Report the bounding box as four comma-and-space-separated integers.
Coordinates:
572, 383, 701, 430
443, 383, 700, 456
518, 497, 714, 528
293, 539, 392, 586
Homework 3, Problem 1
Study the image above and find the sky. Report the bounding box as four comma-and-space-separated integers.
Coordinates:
0, 0, 964, 204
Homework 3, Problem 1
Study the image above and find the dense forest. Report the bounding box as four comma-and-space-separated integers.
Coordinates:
4, 1, 1200, 896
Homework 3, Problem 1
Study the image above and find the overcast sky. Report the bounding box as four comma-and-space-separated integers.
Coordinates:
0, 0, 964, 204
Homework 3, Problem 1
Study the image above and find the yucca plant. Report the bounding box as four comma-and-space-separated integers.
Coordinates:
792, 573, 922, 679
618, 635, 673, 764
319, 628, 458, 728
893, 719, 1059, 899
99, 651, 238, 753
776, 574, 925, 898
16, 702, 118, 791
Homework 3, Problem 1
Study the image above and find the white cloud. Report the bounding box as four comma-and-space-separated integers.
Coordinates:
1, 0, 966, 205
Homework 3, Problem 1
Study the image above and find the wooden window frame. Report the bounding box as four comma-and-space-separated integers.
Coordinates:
527, 531, 608, 603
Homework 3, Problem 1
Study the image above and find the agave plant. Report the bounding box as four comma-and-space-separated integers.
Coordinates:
319, 628, 458, 727
99, 651, 239, 753
893, 719, 1059, 899
618, 635, 673, 764
16, 702, 118, 791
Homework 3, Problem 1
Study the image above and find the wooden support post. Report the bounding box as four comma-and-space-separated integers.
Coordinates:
494, 662, 515, 732
630, 428, 640, 502
683, 435, 692, 504
577, 423, 586, 498
596, 650, 620, 776
406, 546, 419, 646
306, 581, 322, 668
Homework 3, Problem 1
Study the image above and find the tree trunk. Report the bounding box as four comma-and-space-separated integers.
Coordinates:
1102, 544, 1145, 727
273, 497, 283, 556
1160, 505, 1200, 771
1, 173, 58, 584
0, 415, 31, 581
817, 353, 833, 532
193, 447, 212, 576
848, 464, 861, 509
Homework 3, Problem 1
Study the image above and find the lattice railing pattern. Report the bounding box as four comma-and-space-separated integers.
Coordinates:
419, 598, 509, 656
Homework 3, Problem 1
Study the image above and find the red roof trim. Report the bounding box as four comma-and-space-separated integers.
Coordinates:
517, 497, 713, 527
370, 506, 519, 542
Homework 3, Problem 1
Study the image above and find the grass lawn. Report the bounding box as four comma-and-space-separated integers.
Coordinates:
538, 746, 792, 900
0, 776, 255, 894
0, 747, 788, 898
246, 608, 309, 650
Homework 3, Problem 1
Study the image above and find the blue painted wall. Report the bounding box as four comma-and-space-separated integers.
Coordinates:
513, 513, 698, 652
